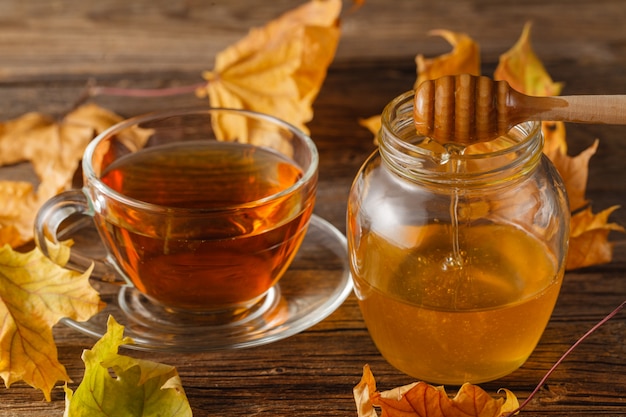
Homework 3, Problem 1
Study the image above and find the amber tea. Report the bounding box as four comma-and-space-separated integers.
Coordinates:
97, 141, 314, 311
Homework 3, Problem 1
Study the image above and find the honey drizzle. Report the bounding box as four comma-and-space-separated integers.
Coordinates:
442, 143, 467, 272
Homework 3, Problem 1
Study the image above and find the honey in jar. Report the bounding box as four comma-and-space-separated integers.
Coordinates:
347, 91, 570, 384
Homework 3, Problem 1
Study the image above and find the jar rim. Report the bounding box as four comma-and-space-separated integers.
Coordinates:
378, 90, 544, 186
380, 90, 543, 161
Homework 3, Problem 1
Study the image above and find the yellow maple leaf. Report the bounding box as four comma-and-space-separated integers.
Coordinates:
415, 30, 481, 88
198, 0, 341, 142
0, 181, 41, 248
494, 22, 623, 268
494, 22, 568, 160
0, 103, 152, 247
354, 365, 519, 417
494, 22, 563, 97
0, 242, 103, 401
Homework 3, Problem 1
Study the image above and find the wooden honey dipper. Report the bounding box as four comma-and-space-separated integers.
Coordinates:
413, 74, 626, 144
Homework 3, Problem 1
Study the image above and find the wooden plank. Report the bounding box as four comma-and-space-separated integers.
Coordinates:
0, 0, 625, 80
1, 2, 625, 416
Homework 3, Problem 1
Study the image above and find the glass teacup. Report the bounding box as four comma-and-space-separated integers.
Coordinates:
35, 107, 318, 323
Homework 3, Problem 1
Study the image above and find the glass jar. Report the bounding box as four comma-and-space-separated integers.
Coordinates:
347, 90, 570, 384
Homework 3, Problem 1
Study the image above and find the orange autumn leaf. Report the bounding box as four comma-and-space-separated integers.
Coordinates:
350, 0, 366, 12
359, 115, 382, 144
567, 206, 625, 270
0, 104, 152, 247
415, 30, 481, 88
354, 365, 519, 417
545, 139, 598, 212
198, 0, 341, 143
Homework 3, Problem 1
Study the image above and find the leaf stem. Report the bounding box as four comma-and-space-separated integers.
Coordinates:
503, 300, 625, 416
70, 80, 209, 114
88, 82, 206, 98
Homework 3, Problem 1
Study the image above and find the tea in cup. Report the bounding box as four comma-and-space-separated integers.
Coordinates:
35, 107, 318, 319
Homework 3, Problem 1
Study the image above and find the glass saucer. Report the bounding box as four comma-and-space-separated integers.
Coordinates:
60, 214, 353, 352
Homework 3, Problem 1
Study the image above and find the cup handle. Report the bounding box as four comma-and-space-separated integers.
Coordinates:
34, 189, 119, 282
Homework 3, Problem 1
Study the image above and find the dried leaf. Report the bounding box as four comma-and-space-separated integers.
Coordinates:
359, 115, 382, 144
494, 22, 563, 97
198, 0, 341, 142
0, 181, 40, 248
494, 23, 623, 267
567, 206, 625, 270
354, 365, 519, 417
494, 23, 569, 163
493, 23, 573, 187
415, 30, 481, 88
542, 121, 568, 157
64, 316, 192, 417
350, 0, 366, 12
545, 139, 599, 212
0, 242, 102, 401
0, 104, 152, 247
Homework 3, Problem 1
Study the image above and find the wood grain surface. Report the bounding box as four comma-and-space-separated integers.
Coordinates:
1, 1, 625, 416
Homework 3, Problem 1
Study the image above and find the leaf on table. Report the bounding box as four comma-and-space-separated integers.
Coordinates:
0, 103, 152, 248
545, 139, 598, 212
494, 22, 563, 97
354, 365, 519, 417
359, 115, 382, 144
493, 23, 574, 195
493, 22, 571, 165
0, 181, 40, 248
567, 206, 625, 270
350, 0, 366, 12
494, 22, 623, 267
415, 30, 481, 88
197, 0, 341, 144
64, 316, 192, 417
542, 121, 568, 157
0, 242, 102, 401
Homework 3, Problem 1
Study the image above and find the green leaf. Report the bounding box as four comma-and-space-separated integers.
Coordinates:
64, 316, 192, 417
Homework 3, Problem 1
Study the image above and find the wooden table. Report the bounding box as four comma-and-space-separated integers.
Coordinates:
1, 1, 625, 415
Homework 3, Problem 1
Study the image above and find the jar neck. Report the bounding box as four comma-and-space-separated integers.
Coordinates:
378, 90, 544, 189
